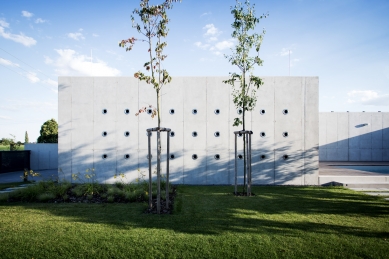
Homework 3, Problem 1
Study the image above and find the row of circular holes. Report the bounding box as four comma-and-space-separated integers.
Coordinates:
102, 108, 290, 115
102, 131, 289, 138
101, 153, 290, 160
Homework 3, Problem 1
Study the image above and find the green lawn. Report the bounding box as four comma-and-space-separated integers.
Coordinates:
0, 145, 24, 151
0, 186, 388, 258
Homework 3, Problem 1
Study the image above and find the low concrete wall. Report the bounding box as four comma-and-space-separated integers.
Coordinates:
319, 112, 389, 161
24, 143, 58, 170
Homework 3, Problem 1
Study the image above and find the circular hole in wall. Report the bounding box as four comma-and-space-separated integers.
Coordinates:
261, 154, 266, 160
260, 109, 266, 115
260, 132, 266, 137
237, 108, 243, 115
169, 109, 175, 115
147, 154, 153, 159
192, 154, 198, 160
147, 108, 153, 115
214, 131, 220, 137
124, 154, 130, 159
192, 131, 198, 137
283, 109, 289, 115
238, 154, 243, 159
124, 109, 130, 115
192, 109, 198, 115
124, 131, 130, 137
214, 154, 220, 160
102, 154, 108, 159
283, 154, 289, 160
170, 131, 175, 137
170, 154, 175, 159
282, 132, 289, 137
102, 109, 107, 114
102, 131, 107, 137
214, 109, 220, 115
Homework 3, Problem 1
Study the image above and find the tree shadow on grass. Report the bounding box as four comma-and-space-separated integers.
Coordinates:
3, 186, 389, 239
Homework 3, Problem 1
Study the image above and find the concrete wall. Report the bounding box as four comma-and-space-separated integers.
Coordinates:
24, 143, 58, 170
58, 76, 319, 185
319, 112, 389, 161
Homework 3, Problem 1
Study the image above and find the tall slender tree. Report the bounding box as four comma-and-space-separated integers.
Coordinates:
223, 0, 267, 194
25, 131, 29, 144
119, 0, 180, 212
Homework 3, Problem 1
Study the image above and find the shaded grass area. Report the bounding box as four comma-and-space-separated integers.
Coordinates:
0, 145, 24, 151
0, 182, 28, 190
0, 186, 388, 258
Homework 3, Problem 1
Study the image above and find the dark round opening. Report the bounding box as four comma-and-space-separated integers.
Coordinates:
170, 131, 175, 137
102, 154, 108, 159
237, 108, 243, 115
124, 154, 130, 159
170, 154, 175, 159
214, 154, 220, 160
124, 109, 130, 114
192, 131, 198, 137
238, 154, 243, 159
124, 131, 130, 137
283, 109, 289, 115
192, 109, 197, 115
102, 109, 107, 114
283, 154, 289, 160
192, 154, 198, 160
147, 108, 152, 115
261, 154, 266, 159
260, 109, 266, 115
214, 131, 220, 137
102, 131, 107, 137
169, 109, 175, 115
260, 132, 266, 137
283, 132, 289, 137
214, 109, 220, 115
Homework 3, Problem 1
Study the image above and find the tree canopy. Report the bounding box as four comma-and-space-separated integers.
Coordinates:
37, 119, 58, 143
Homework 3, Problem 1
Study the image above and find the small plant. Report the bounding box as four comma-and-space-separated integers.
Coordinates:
71, 168, 101, 196
22, 169, 40, 182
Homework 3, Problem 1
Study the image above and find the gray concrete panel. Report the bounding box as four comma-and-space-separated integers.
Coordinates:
161, 77, 184, 124
183, 77, 207, 123
319, 148, 327, 161
71, 149, 94, 181
325, 113, 338, 149
206, 122, 229, 150
94, 77, 117, 104
372, 149, 383, 162
383, 149, 389, 161
116, 122, 138, 150
319, 113, 327, 149
371, 113, 383, 149
165, 149, 184, 184
116, 149, 139, 183
71, 77, 94, 105
304, 77, 319, 122
183, 121, 206, 150
183, 149, 207, 184
360, 149, 372, 161
383, 113, 389, 149
58, 77, 72, 150
93, 122, 116, 150
93, 149, 116, 183
206, 149, 229, 184
274, 150, 303, 185
252, 150, 275, 185
349, 149, 360, 161
337, 113, 349, 148
71, 123, 93, 150
304, 148, 319, 185
58, 149, 71, 181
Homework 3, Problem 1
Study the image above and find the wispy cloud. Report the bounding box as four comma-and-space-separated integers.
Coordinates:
194, 41, 210, 50
68, 28, 85, 41
0, 115, 11, 120
0, 19, 9, 28
194, 24, 235, 56
347, 90, 389, 106
0, 26, 37, 47
35, 18, 47, 24
92, 33, 99, 37
200, 12, 212, 17
26, 72, 40, 83
280, 48, 292, 56
22, 11, 34, 18
50, 49, 121, 76
0, 58, 19, 67
203, 24, 221, 37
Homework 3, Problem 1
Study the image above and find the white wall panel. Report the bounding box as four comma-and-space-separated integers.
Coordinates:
206, 149, 229, 184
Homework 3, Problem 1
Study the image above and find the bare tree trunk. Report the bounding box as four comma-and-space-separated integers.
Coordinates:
242, 75, 247, 195
157, 90, 161, 214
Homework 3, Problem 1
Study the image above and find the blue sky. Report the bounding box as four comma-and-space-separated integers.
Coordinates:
1, 0, 388, 142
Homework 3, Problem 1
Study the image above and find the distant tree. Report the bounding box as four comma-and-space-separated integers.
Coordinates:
25, 131, 29, 144
9, 134, 22, 151
37, 119, 58, 143
223, 0, 267, 195
0, 138, 12, 146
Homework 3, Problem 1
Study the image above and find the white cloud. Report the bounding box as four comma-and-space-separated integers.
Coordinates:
200, 12, 212, 17
280, 48, 292, 56
26, 72, 40, 83
51, 49, 121, 76
194, 41, 210, 50
0, 27, 37, 47
0, 19, 9, 28
209, 37, 218, 42
215, 40, 234, 50
0, 58, 19, 67
43, 78, 57, 87
35, 18, 47, 24
203, 24, 220, 37
44, 56, 53, 64
92, 33, 99, 37
67, 32, 85, 41
346, 90, 389, 106
0, 115, 11, 120
22, 11, 34, 18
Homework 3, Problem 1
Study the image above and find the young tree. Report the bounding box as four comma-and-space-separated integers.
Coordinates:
223, 0, 267, 194
119, 0, 180, 213
25, 131, 29, 144
37, 119, 58, 143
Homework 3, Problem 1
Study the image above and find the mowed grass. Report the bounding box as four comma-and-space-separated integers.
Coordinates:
0, 186, 388, 259
0, 145, 24, 151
